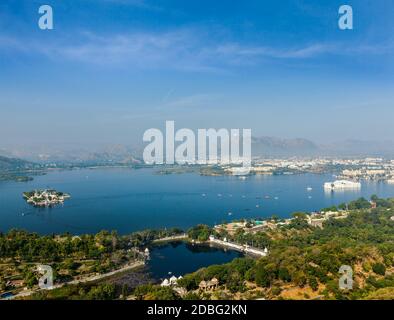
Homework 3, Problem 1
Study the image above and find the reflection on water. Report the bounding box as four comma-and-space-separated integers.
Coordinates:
107, 241, 242, 288
146, 241, 243, 281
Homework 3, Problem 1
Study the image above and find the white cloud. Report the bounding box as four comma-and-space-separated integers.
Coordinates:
0, 28, 392, 72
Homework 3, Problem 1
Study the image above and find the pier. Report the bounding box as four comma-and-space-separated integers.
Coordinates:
208, 236, 268, 257
152, 234, 188, 243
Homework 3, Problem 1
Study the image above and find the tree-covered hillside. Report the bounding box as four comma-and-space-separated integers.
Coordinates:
0, 155, 36, 171
174, 197, 394, 300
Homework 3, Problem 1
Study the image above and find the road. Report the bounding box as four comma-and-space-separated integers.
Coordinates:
152, 234, 188, 243
6, 260, 145, 300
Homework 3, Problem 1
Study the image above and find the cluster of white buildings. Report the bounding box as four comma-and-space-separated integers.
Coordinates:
340, 168, 394, 182
23, 189, 70, 207
160, 275, 183, 287
245, 158, 329, 175
334, 158, 394, 182
223, 157, 394, 178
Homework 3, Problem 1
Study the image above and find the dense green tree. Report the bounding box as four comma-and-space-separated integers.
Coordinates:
187, 225, 212, 241
254, 264, 272, 287
86, 284, 116, 300
372, 263, 386, 276
278, 267, 291, 282
308, 277, 319, 291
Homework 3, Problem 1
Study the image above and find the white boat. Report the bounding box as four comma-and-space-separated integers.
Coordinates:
324, 180, 361, 190
230, 167, 251, 176
307, 187, 313, 191
387, 179, 394, 184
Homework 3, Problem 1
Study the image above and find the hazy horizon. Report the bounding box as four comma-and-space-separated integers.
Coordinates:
1, 0, 394, 148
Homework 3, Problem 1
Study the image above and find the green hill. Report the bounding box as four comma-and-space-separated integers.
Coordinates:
0, 156, 39, 182
0, 155, 36, 171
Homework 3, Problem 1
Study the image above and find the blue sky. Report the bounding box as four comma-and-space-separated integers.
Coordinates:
0, 0, 393, 148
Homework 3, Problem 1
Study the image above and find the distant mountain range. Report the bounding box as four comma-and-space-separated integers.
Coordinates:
251, 137, 319, 157
1, 137, 394, 165
0, 145, 142, 165
251, 137, 394, 157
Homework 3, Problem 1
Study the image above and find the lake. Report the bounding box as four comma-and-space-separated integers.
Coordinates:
107, 241, 243, 288
146, 241, 243, 280
1, 167, 394, 235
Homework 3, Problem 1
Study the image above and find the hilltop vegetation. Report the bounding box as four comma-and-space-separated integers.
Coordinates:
171, 197, 394, 300
1, 197, 393, 300
0, 228, 183, 296
0, 155, 41, 182
0, 156, 35, 171
131, 196, 394, 300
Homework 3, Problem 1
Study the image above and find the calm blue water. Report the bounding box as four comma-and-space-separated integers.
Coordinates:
0, 168, 394, 235
146, 242, 242, 280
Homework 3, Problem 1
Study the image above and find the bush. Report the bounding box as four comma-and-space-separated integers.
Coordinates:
308, 277, 319, 291
187, 225, 212, 241
183, 292, 200, 300
86, 284, 116, 300
278, 267, 291, 282
372, 263, 386, 276
254, 265, 272, 287
271, 286, 282, 296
